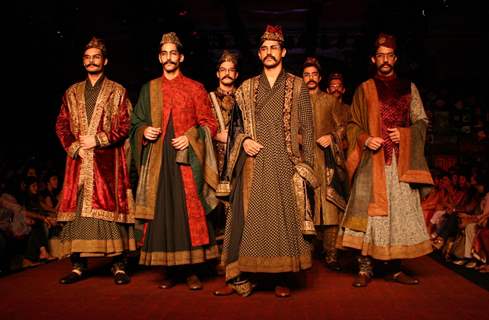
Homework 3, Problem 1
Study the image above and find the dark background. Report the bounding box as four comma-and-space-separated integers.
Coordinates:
6, 0, 488, 171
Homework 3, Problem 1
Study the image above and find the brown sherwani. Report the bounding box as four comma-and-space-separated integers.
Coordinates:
310, 91, 349, 259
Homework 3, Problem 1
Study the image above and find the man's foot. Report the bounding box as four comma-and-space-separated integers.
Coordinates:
352, 273, 371, 287
465, 260, 478, 269
431, 237, 445, 250
274, 285, 291, 298
39, 247, 56, 261
113, 270, 130, 285
59, 270, 84, 284
230, 279, 254, 297
213, 285, 235, 296
452, 259, 467, 266
22, 258, 41, 268
158, 277, 175, 289
384, 271, 419, 285
186, 274, 203, 290
479, 265, 489, 273
325, 260, 342, 272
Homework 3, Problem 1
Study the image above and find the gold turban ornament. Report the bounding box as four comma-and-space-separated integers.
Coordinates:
160, 32, 183, 48
260, 25, 284, 43
85, 37, 107, 56
374, 32, 397, 50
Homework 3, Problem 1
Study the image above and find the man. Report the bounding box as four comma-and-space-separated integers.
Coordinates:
218, 25, 316, 297
131, 32, 219, 290
326, 72, 350, 124
338, 33, 433, 287
56, 37, 135, 285
209, 50, 239, 275
210, 50, 239, 174
302, 57, 348, 271
326, 72, 346, 102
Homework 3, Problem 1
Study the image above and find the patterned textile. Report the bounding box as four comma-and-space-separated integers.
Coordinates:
338, 78, 433, 260
310, 90, 348, 226
236, 71, 312, 273
56, 77, 134, 223
57, 76, 135, 257
340, 154, 432, 260
374, 76, 411, 165
210, 87, 235, 175
130, 74, 218, 242
84, 76, 104, 122
139, 119, 218, 266
60, 191, 136, 258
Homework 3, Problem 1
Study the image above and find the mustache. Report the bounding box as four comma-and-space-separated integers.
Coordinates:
85, 63, 100, 68
380, 62, 392, 68
262, 54, 277, 62
221, 75, 234, 81
306, 80, 318, 86
163, 61, 177, 66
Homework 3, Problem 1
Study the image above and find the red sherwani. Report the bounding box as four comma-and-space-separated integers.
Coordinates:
133, 73, 219, 266
56, 78, 134, 224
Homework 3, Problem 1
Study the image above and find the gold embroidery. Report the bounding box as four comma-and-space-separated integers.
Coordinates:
59, 238, 136, 258
340, 234, 433, 260
139, 245, 219, 266
96, 132, 109, 147
134, 78, 163, 220
67, 141, 81, 158
282, 74, 298, 164
238, 254, 312, 273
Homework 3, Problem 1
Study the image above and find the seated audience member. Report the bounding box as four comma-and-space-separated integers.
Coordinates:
429, 172, 464, 239
432, 171, 481, 255
0, 177, 52, 271
421, 171, 442, 227
39, 172, 59, 215
452, 181, 489, 270
19, 177, 56, 265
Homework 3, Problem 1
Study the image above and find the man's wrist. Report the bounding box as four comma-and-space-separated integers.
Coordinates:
364, 137, 372, 147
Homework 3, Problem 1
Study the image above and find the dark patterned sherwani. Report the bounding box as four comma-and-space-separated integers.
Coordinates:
221, 70, 316, 281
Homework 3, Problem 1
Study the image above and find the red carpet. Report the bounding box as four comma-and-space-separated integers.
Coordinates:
1, 256, 487, 320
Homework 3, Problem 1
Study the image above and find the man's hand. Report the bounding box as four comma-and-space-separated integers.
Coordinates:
78, 149, 88, 159
243, 139, 264, 156
172, 135, 189, 150
144, 126, 162, 141
366, 137, 384, 151
214, 129, 228, 143
316, 134, 332, 148
387, 127, 400, 144
80, 135, 96, 150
